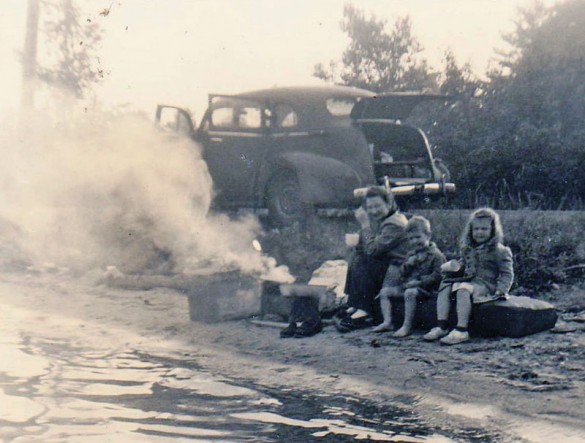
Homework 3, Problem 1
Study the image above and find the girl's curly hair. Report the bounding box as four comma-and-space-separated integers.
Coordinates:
460, 207, 504, 248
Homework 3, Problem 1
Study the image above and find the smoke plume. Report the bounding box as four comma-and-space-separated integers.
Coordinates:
0, 108, 292, 282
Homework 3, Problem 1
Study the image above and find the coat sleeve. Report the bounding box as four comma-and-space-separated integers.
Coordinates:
420, 250, 446, 289
496, 246, 514, 294
362, 222, 405, 258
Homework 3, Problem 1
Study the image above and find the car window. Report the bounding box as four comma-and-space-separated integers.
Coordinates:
176, 112, 192, 134
238, 107, 262, 129
326, 97, 357, 116
209, 97, 264, 131
211, 107, 234, 129
274, 103, 298, 128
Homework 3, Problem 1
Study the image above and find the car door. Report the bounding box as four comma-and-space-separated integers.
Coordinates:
198, 96, 267, 207
267, 101, 329, 157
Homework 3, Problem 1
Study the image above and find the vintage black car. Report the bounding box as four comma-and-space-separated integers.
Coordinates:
156, 85, 454, 225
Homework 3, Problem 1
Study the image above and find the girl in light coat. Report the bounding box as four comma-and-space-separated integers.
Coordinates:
424, 208, 514, 345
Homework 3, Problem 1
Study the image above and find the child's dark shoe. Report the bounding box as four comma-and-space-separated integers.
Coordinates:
294, 320, 323, 338
280, 322, 297, 338
336, 315, 372, 333
335, 316, 353, 333
350, 315, 373, 330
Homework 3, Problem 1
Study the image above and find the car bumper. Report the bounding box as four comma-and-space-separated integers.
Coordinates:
353, 182, 456, 199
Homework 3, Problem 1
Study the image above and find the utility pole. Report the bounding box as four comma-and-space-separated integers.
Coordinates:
22, 0, 40, 109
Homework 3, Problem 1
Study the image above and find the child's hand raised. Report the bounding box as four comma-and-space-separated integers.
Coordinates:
354, 207, 370, 229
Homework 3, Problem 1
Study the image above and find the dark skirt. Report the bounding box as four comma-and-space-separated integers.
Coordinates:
344, 252, 392, 322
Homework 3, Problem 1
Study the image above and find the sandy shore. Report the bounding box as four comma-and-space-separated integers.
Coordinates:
1, 271, 584, 442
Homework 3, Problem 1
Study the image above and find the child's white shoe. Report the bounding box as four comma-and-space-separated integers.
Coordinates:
393, 326, 411, 338
440, 329, 470, 345
423, 327, 448, 341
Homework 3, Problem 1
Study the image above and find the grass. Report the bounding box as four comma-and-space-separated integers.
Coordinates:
263, 210, 585, 291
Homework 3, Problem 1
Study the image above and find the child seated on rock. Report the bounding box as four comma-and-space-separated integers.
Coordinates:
424, 208, 514, 345
373, 216, 445, 336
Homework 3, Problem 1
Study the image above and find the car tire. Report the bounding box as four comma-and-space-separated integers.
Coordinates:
266, 172, 311, 227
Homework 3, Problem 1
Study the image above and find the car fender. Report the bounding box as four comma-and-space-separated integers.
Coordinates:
265, 152, 364, 206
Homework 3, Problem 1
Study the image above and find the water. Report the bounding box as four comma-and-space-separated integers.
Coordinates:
0, 320, 500, 443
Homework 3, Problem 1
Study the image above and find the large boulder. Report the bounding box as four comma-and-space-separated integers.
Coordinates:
391, 295, 557, 338
470, 295, 558, 338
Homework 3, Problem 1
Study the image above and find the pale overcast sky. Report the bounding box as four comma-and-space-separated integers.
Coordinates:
1, 0, 559, 118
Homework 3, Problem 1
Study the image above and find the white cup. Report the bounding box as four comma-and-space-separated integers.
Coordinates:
441, 259, 461, 273
345, 233, 360, 247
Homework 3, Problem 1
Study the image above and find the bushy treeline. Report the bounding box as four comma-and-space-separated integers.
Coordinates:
316, 1, 585, 209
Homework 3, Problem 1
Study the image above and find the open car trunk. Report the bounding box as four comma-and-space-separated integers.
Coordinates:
351, 93, 455, 198
358, 122, 435, 186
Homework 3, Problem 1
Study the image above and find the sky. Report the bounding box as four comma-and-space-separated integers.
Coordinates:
1, 0, 560, 120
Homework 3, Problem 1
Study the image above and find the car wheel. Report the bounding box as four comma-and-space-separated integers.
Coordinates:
266, 172, 310, 227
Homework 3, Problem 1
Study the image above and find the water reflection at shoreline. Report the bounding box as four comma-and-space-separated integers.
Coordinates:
0, 310, 501, 442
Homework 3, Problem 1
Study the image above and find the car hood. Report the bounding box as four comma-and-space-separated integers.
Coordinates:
350, 92, 448, 121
